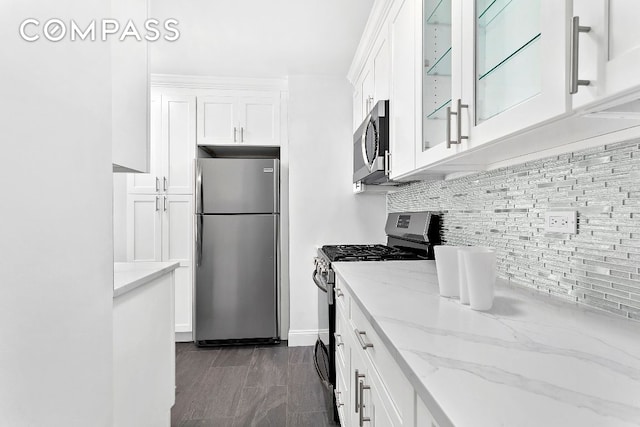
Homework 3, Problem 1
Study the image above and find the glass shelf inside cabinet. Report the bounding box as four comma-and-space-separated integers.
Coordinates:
426, 47, 452, 76
426, 99, 452, 120
476, 0, 542, 124
478, 33, 540, 81
426, 0, 451, 25
477, 0, 540, 78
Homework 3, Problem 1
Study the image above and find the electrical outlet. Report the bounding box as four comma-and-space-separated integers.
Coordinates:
544, 210, 577, 234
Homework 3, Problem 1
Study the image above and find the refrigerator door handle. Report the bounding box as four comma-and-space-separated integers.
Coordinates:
196, 215, 203, 267
273, 160, 280, 213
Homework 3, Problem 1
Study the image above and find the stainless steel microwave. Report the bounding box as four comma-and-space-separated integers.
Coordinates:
353, 100, 392, 185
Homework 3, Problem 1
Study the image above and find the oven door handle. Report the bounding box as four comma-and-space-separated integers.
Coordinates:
312, 270, 328, 293
313, 270, 334, 305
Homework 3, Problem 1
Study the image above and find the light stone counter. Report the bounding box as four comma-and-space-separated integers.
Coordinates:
113, 262, 179, 298
332, 260, 640, 427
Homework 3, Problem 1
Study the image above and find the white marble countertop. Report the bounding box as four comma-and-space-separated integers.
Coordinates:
332, 260, 640, 427
113, 262, 179, 298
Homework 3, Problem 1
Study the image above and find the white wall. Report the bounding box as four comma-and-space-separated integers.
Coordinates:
0, 1, 114, 425
149, 0, 374, 77
287, 75, 387, 346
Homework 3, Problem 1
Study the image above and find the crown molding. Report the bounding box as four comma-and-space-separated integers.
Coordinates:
347, 0, 394, 85
150, 74, 288, 91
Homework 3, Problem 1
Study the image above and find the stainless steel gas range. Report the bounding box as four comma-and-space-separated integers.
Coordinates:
312, 211, 441, 424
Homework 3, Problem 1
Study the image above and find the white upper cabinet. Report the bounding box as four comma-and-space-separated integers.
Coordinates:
389, 0, 418, 179
361, 68, 375, 119
417, 0, 467, 172
572, 0, 640, 110
197, 95, 237, 144
162, 95, 196, 194
111, 0, 149, 173
416, 0, 570, 174
373, 34, 391, 104
197, 91, 281, 146
352, 18, 392, 130
351, 0, 640, 180
462, 0, 570, 149
128, 94, 196, 195
130, 95, 162, 193
238, 94, 281, 146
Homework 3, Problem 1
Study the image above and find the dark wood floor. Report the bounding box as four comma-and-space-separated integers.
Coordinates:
172, 342, 338, 427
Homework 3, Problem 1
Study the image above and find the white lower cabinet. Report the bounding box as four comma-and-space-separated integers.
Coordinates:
416, 397, 439, 427
126, 194, 193, 336
126, 92, 196, 339
113, 271, 175, 427
335, 276, 416, 427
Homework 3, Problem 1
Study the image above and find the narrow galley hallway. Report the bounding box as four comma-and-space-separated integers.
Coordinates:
171, 343, 337, 426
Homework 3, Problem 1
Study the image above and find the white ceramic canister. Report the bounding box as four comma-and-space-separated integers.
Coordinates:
434, 246, 462, 298
462, 249, 497, 310
457, 247, 493, 305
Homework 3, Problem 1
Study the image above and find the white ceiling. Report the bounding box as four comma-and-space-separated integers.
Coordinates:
149, 0, 375, 78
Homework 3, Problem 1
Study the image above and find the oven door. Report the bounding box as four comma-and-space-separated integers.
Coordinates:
312, 269, 338, 423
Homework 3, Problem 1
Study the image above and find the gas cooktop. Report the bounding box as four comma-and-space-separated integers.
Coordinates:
320, 244, 429, 262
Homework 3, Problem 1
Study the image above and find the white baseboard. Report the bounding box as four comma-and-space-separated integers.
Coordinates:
175, 331, 193, 343
288, 329, 322, 347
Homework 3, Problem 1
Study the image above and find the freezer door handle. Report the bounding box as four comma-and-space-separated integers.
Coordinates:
196, 215, 203, 267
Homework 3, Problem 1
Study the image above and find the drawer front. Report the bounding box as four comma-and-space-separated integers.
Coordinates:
335, 275, 349, 317
335, 306, 349, 377
350, 300, 413, 424
334, 346, 349, 426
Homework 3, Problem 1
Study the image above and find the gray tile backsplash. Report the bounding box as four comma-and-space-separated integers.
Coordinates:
387, 140, 640, 320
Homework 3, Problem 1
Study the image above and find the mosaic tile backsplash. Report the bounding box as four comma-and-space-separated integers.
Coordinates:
387, 140, 640, 320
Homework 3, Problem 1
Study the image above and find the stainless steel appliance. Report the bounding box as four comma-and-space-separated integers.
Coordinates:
195, 158, 280, 346
353, 100, 394, 185
312, 211, 441, 424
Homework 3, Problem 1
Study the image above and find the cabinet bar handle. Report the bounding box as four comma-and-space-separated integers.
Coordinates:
446, 106, 456, 149
234, 127, 237, 142
163, 176, 167, 192
456, 99, 469, 146
155, 176, 160, 192
355, 329, 374, 350
155, 196, 160, 211
570, 16, 591, 94
354, 369, 365, 413
359, 381, 371, 426
163, 196, 167, 212
240, 127, 244, 142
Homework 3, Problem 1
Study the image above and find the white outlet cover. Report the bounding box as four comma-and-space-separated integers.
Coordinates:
545, 210, 577, 234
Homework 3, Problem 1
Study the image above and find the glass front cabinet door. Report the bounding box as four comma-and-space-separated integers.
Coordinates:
416, 0, 571, 174
462, 0, 570, 150
416, 0, 470, 173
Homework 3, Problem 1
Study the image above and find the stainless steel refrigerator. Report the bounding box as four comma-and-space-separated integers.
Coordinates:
195, 158, 279, 345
